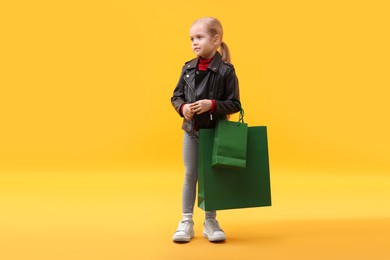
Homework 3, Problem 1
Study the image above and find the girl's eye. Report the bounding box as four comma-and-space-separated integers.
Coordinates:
190, 36, 203, 42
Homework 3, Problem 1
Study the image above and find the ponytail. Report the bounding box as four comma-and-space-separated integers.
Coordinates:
220, 41, 231, 63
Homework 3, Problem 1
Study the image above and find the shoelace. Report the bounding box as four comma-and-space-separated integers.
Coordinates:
205, 219, 223, 232
177, 220, 192, 231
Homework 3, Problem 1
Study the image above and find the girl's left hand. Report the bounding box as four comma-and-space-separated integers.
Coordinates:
189, 99, 212, 115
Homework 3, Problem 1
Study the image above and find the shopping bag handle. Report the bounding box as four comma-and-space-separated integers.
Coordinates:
233, 101, 244, 124
238, 108, 244, 124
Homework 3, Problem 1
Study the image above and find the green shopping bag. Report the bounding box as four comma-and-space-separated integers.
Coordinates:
198, 126, 271, 211
211, 109, 248, 169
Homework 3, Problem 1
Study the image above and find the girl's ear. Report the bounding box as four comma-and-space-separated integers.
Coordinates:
213, 34, 222, 45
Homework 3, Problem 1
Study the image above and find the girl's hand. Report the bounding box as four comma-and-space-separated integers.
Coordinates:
182, 104, 195, 120
190, 99, 212, 115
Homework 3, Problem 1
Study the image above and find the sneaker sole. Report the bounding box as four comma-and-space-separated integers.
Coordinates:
202, 231, 226, 242
172, 233, 194, 242
173, 236, 191, 242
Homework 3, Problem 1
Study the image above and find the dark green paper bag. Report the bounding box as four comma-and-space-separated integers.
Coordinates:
198, 126, 271, 211
211, 118, 248, 169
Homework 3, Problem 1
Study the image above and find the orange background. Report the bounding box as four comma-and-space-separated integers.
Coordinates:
0, 1, 389, 259
1, 0, 389, 172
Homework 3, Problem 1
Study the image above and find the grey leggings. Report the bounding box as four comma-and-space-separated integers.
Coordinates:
182, 131, 216, 219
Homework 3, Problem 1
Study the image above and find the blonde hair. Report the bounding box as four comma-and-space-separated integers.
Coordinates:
192, 17, 231, 63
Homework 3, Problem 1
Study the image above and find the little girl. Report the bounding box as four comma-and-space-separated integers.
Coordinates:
171, 17, 241, 242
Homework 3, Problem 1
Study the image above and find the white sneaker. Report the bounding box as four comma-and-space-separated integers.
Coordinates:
202, 219, 226, 242
172, 220, 194, 242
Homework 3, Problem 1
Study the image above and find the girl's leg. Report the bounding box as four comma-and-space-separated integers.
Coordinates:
173, 132, 197, 242
182, 132, 198, 214
175, 131, 223, 242
205, 210, 216, 219
182, 132, 216, 219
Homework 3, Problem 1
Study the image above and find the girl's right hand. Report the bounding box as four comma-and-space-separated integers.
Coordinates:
183, 104, 195, 120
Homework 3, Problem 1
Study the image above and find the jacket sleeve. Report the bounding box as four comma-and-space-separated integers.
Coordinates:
215, 66, 241, 115
171, 68, 186, 117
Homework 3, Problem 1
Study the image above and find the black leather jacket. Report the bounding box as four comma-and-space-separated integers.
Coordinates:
171, 52, 241, 132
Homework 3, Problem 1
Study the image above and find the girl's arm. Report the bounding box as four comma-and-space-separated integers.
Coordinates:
171, 69, 187, 117
215, 66, 241, 115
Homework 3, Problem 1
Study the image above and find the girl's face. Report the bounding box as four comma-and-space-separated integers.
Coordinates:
190, 22, 220, 59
